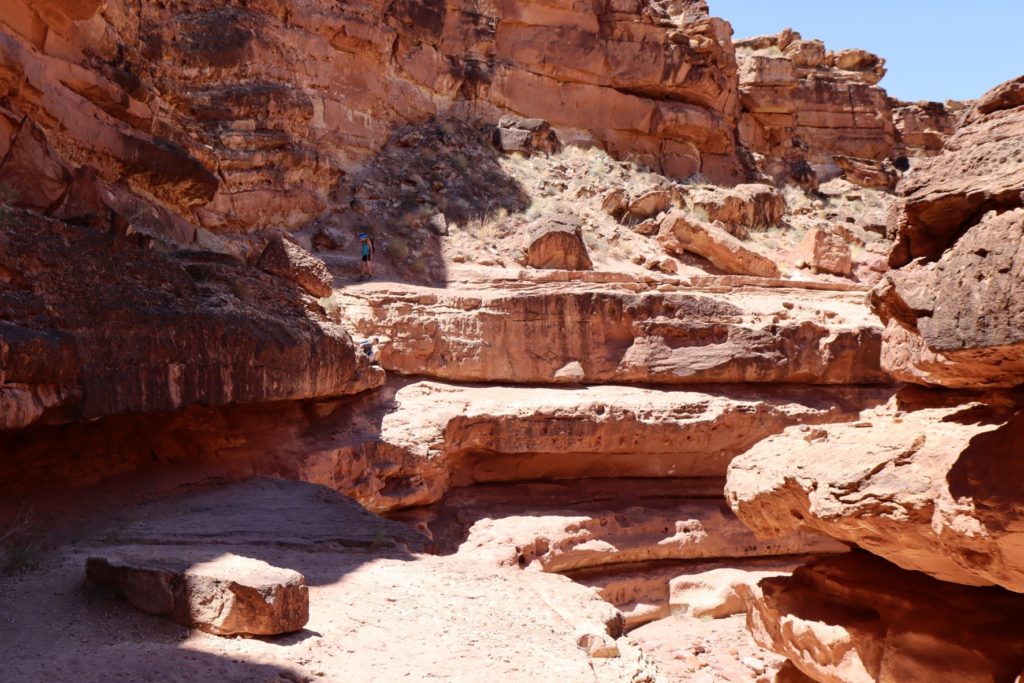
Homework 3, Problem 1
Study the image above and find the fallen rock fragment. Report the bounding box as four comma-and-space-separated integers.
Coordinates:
833, 155, 900, 191
257, 236, 334, 298
689, 183, 787, 231
523, 214, 593, 270
796, 228, 853, 277
494, 116, 560, 156
659, 211, 781, 278
86, 551, 309, 636
602, 186, 684, 223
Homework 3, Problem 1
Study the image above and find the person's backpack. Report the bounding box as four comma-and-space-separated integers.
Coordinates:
361, 340, 373, 356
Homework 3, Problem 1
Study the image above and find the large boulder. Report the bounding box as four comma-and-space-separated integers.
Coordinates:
523, 214, 593, 271
257, 236, 334, 298
689, 184, 787, 231
659, 211, 781, 278
494, 116, 560, 156
871, 208, 1024, 388
726, 388, 1024, 592
86, 552, 309, 636
796, 228, 853, 277
744, 553, 1024, 683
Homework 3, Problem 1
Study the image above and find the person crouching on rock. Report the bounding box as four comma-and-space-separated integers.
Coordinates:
358, 231, 375, 280
360, 337, 380, 366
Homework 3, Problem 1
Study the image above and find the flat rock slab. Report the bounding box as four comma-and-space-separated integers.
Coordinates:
86, 551, 308, 636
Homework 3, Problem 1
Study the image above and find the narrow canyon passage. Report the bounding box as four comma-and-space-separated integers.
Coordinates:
3, 1, 1023, 680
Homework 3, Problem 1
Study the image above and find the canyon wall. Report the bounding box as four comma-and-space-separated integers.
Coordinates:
1, 1, 959, 246
727, 75, 1024, 682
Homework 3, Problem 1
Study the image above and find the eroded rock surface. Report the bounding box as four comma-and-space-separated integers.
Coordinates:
888, 76, 1024, 267
744, 553, 1024, 683
0, 211, 381, 430
870, 75, 1024, 389
338, 277, 888, 386
871, 208, 1024, 388
727, 388, 1024, 592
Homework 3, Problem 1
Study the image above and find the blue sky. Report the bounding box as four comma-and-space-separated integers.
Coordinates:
709, 1, 1024, 102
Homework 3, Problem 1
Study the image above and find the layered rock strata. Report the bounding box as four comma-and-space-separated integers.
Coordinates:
0, 378, 894, 518
0, 0, 748, 240
735, 30, 895, 186
0, 1, 954, 249
337, 279, 888, 385
0, 210, 381, 431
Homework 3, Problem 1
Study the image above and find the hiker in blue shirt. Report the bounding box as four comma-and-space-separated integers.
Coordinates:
358, 231, 375, 280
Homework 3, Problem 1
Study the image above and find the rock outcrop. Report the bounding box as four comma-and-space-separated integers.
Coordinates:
86, 552, 309, 636
887, 76, 1024, 268
872, 76, 1024, 388
891, 99, 964, 158
872, 209, 1024, 388
338, 278, 888, 386
735, 30, 895, 186
727, 388, 1024, 592
744, 553, 1024, 683
0, 210, 381, 431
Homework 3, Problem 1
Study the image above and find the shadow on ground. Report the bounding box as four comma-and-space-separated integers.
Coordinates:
313, 117, 531, 286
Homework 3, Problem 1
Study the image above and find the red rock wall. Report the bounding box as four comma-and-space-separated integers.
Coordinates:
0, 0, 749, 237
